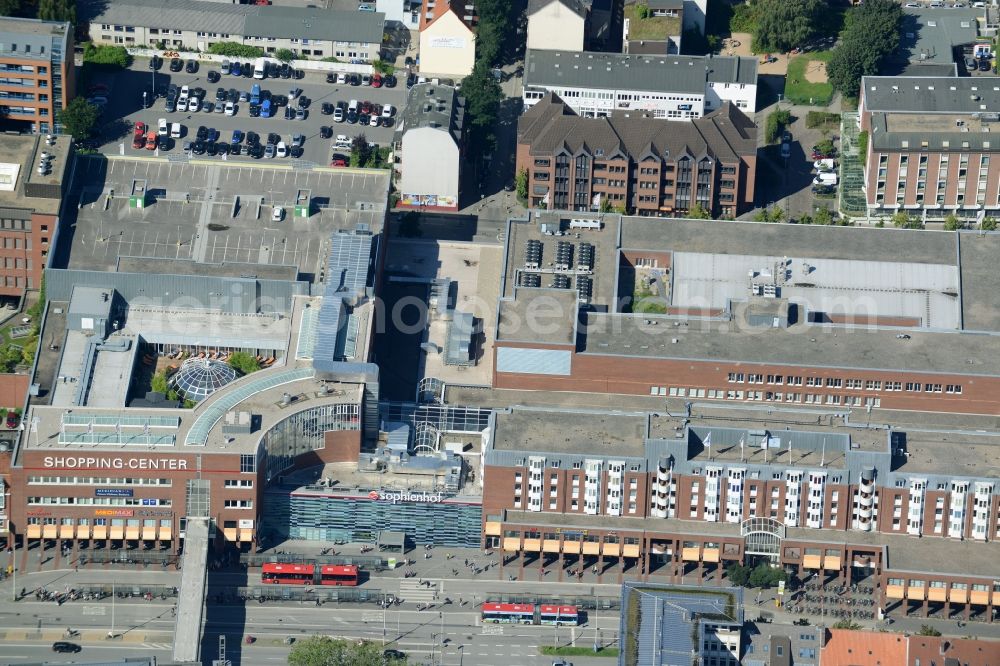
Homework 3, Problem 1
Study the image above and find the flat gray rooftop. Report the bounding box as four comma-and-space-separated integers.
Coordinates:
862, 76, 1000, 114
491, 408, 648, 457
116, 257, 299, 281
497, 288, 579, 345
524, 50, 757, 95
63, 158, 389, 282
502, 214, 619, 304
0, 133, 69, 214
897, 7, 980, 66
671, 250, 961, 329
580, 309, 1000, 376
620, 217, 956, 265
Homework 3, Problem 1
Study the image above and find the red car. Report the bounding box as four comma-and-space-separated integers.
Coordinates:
133, 122, 147, 149
6, 412, 18, 428
360, 100, 372, 115
372, 73, 382, 88
330, 154, 348, 167
145, 130, 158, 150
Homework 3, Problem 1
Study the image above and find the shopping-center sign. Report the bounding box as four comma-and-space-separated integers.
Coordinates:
42, 456, 188, 470
368, 490, 444, 504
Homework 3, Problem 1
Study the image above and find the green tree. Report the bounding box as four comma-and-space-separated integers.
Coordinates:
37, 0, 73, 22
372, 59, 394, 75
599, 196, 614, 213
208, 42, 265, 58
754, 206, 784, 223
826, 0, 902, 99
515, 167, 528, 200
917, 624, 942, 637
765, 109, 792, 144
748, 564, 788, 589
636, 2, 650, 19
459, 61, 503, 157
227, 351, 260, 375
832, 619, 862, 630
58, 97, 100, 139
288, 636, 405, 666
813, 206, 834, 225
398, 211, 422, 238
82, 43, 131, 68
943, 213, 962, 231
752, 0, 822, 54
687, 203, 712, 219
892, 211, 923, 229
725, 563, 750, 586
274, 48, 296, 63
350, 132, 372, 168
21, 338, 37, 365
0, 0, 21, 16
982, 217, 997, 231
151, 369, 170, 395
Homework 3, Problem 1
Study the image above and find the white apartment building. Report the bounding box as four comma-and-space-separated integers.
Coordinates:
523, 49, 758, 119
88, 0, 384, 63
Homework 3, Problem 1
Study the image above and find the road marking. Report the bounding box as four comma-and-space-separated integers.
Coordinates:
82, 605, 107, 616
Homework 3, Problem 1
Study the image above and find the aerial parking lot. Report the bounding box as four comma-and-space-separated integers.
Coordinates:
88, 57, 406, 167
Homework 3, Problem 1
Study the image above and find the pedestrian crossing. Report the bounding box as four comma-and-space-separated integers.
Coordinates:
398, 578, 437, 603
142, 643, 172, 650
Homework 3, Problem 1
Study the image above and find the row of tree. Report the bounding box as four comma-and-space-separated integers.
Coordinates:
456, 0, 513, 159
826, 0, 902, 99
725, 563, 789, 589
0, 0, 73, 22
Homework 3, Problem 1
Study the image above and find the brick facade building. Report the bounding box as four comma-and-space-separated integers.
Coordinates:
515, 93, 756, 218
0, 17, 73, 134
860, 76, 1000, 220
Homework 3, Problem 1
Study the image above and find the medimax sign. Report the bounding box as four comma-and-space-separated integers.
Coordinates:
42, 456, 189, 471
368, 490, 444, 504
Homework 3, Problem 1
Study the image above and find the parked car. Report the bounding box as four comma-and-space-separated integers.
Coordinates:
207, 128, 220, 142
207, 70, 220, 83
185, 59, 198, 73
231, 61, 242, 76
145, 131, 158, 150
335, 134, 351, 149
979, 58, 992, 71
291, 134, 305, 148
225, 101, 236, 116
149, 55, 162, 70
298, 96, 310, 109
362, 73, 372, 86
381, 104, 394, 118
170, 58, 183, 72
192, 140, 206, 154
333, 106, 345, 122
158, 117, 169, 135
249, 103, 260, 117
232, 129, 244, 144
247, 131, 260, 146
296, 107, 306, 120
272, 206, 285, 221
372, 73, 382, 88
320, 126, 333, 138
265, 143, 276, 158
384, 74, 397, 88
132, 122, 146, 149
321, 102, 334, 115
330, 154, 348, 167
165, 97, 176, 113
196, 126, 209, 140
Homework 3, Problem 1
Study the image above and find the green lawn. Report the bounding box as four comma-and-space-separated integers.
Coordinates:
541, 646, 620, 658
623, 3, 681, 40
632, 288, 667, 314
785, 50, 834, 106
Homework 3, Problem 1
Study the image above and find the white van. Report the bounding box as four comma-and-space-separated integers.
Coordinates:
253, 58, 266, 80
813, 172, 838, 186
170, 122, 182, 139
347, 99, 359, 112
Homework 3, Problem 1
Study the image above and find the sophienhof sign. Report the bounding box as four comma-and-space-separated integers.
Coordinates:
368, 490, 444, 504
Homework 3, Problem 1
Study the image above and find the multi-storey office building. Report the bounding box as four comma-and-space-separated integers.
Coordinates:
522, 50, 758, 118
482, 404, 1000, 622
516, 95, 757, 217
88, 0, 384, 62
859, 76, 1000, 219
0, 133, 70, 297
0, 17, 72, 134
492, 213, 1000, 414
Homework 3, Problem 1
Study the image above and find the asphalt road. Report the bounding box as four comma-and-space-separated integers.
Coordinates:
0, 565, 620, 666
88, 58, 407, 167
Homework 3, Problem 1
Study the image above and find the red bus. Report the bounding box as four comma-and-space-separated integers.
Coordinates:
481, 603, 536, 624
540, 605, 580, 626
319, 564, 360, 586
261, 563, 315, 585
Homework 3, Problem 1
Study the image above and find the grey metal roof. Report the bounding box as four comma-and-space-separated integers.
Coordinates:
862, 76, 1000, 114
89, 0, 384, 44
869, 111, 1000, 152
444, 310, 474, 365
525, 49, 757, 95
897, 7, 980, 66
401, 83, 465, 145
0, 17, 69, 61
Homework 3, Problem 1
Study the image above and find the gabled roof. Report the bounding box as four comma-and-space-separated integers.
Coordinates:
527, 0, 589, 20
420, 0, 476, 31
518, 92, 757, 164
820, 630, 908, 666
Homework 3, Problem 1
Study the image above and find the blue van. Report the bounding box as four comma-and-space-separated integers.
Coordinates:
250, 83, 261, 105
